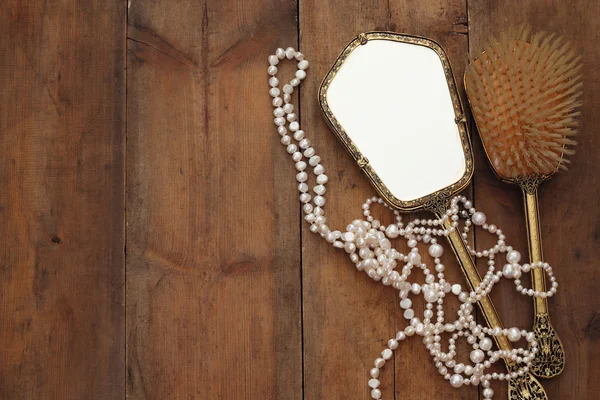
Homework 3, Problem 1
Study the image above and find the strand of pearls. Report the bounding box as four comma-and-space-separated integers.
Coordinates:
268, 48, 558, 399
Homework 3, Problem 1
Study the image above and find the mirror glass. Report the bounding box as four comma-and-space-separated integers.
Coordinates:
322, 34, 469, 205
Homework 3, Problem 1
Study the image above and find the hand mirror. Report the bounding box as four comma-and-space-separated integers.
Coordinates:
319, 32, 546, 399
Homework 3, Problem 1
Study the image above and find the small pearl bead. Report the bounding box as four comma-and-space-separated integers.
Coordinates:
368, 378, 380, 388
450, 374, 464, 388
298, 60, 309, 70
506, 250, 521, 264
370, 368, 380, 378
428, 243, 444, 258
451, 284, 461, 295
502, 263, 516, 279
479, 337, 493, 351
316, 174, 328, 184
385, 224, 399, 238
400, 298, 412, 309
295, 70, 306, 80
382, 348, 393, 360
508, 327, 521, 342
472, 212, 486, 226
470, 349, 485, 363
285, 47, 295, 59
268, 55, 279, 65
371, 388, 382, 399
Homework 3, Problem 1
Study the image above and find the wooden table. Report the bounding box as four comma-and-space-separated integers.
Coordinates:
1, 1, 598, 398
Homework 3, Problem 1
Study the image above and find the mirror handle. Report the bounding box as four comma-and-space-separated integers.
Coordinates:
441, 216, 514, 354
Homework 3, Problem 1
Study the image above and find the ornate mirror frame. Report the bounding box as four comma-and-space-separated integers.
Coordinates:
319, 31, 474, 211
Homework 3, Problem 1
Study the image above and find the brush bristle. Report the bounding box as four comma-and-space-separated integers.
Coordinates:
465, 24, 583, 180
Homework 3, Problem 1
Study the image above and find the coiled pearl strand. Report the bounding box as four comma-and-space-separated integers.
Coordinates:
268, 48, 557, 399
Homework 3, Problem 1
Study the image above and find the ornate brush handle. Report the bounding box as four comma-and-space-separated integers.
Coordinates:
442, 218, 548, 400
522, 188, 565, 378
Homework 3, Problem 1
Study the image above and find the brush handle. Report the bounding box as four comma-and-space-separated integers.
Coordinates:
441, 216, 548, 399
522, 188, 565, 378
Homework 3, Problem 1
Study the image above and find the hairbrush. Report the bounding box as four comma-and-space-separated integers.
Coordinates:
465, 24, 583, 378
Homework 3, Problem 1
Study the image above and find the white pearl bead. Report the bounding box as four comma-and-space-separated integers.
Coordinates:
283, 103, 294, 114
382, 348, 393, 360
472, 212, 486, 226
308, 155, 321, 166
388, 339, 398, 349
408, 252, 421, 265
295, 69, 306, 80
374, 358, 385, 368
371, 388, 382, 399
508, 327, 521, 342
269, 87, 280, 97
268, 65, 278, 75
296, 172, 307, 182
479, 337, 493, 351
400, 298, 412, 309
370, 368, 380, 378
313, 164, 325, 175
303, 147, 315, 157
470, 349, 485, 363
483, 387, 494, 398
502, 263, 515, 279
451, 284, 461, 295
268, 55, 279, 65
424, 288, 439, 303
428, 243, 444, 258
298, 138, 310, 149
411, 283, 421, 294
450, 374, 464, 388
298, 60, 309, 70
316, 174, 328, 184
268, 76, 279, 87
314, 185, 326, 195
506, 250, 521, 264
368, 378, 380, 388
285, 47, 295, 59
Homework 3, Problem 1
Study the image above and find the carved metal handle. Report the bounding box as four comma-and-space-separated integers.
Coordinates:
522, 187, 565, 378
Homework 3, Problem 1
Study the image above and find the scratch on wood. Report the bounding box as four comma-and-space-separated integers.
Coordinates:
127, 25, 198, 68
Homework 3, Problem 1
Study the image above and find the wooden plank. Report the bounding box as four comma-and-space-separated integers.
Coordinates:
299, 1, 476, 398
469, 1, 600, 398
0, 1, 125, 399
125, 1, 301, 398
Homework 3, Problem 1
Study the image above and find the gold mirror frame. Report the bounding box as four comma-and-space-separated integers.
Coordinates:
318, 31, 473, 211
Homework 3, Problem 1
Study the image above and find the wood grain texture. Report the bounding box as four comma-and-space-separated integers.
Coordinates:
0, 1, 125, 399
125, 0, 302, 398
469, 1, 600, 399
0, 0, 598, 398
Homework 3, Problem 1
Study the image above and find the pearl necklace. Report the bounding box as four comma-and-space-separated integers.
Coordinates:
268, 47, 558, 399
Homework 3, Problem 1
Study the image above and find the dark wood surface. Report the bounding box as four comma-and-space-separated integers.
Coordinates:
0, 1, 597, 399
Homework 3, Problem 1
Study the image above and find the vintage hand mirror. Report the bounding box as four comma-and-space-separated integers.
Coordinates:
319, 32, 547, 399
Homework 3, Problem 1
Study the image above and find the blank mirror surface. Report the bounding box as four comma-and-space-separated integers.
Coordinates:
325, 38, 466, 202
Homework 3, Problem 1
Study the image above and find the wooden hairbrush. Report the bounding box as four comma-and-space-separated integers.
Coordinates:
465, 24, 583, 379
